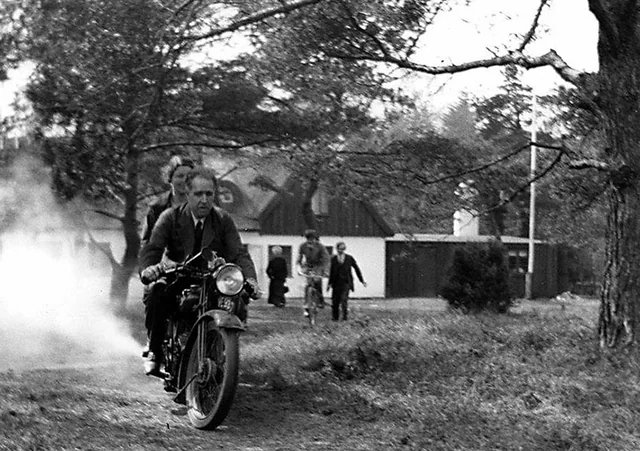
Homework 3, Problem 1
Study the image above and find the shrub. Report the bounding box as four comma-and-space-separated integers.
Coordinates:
440, 241, 513, 313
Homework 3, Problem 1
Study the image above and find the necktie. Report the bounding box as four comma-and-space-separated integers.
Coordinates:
193, 220, 203, 255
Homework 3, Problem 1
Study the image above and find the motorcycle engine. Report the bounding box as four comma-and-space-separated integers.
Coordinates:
179, 285, 201, 312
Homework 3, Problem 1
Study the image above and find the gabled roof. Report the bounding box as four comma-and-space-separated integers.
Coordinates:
214, 165, 289, 232
212, 162, 395, 236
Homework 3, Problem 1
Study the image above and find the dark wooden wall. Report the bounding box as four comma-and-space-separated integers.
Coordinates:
385, 241, 563, 299
260, 182, 393, 237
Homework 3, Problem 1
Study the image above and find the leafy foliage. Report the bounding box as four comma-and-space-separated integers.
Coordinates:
440, 241, 513, 313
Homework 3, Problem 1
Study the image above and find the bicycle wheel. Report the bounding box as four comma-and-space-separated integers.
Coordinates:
305, 285, 317, 326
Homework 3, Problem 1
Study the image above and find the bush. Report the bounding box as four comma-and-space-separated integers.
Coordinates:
440, 241, 513, 313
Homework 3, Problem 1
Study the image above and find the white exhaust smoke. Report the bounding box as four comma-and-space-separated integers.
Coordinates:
0, 157, 140, 372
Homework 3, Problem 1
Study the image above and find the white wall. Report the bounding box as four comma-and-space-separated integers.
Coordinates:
453, 209, 479, 236
25, 229, 388, 300
240, 233, 386, 298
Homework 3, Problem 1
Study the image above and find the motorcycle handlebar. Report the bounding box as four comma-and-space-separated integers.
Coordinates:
141, 248, 228, 285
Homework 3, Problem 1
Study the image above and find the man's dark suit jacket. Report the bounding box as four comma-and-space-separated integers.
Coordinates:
328, 254, 364, 292
139, 203, 257, 280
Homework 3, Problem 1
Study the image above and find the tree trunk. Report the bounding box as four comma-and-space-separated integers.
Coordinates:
301, 177, 319, 231
109, 140, 141, 312
598, 175, 640, 347
595, 15, 640, 346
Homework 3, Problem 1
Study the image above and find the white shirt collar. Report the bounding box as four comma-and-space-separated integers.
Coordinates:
191, 212, 204, 227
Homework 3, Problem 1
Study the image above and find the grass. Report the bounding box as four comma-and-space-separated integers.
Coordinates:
238, 298, 640, 450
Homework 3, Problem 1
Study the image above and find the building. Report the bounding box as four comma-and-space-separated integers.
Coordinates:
385, 233, 589, 299
213, 165, 395, 298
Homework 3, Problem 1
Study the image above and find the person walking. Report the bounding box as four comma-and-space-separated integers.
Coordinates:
266, 246, 288, 307
327, 241, 366, 321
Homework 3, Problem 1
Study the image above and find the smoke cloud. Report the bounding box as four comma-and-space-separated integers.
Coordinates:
0, 157, 140, 372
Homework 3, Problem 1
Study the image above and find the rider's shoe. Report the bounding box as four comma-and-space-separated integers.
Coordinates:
141, 339, 150, 358
144, 352, 164, 378
303, 309, 310, 317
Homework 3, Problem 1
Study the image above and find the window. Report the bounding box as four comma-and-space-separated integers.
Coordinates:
508, 251, 518, 272
268, 245, 292, 277
218, 185, 235, 205
519, 251, 528, 273
508, 250, 528, 273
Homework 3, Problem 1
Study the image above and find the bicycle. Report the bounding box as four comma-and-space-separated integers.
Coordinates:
300, 271, 324, 326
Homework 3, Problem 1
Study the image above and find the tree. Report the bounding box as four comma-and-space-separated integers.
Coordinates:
280, 0, 637, 349
20, 0, 332, 309
18, 0, 392, 309
0, 1, 22, 80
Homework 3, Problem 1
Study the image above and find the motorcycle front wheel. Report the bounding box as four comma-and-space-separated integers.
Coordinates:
184, 319, 240, 430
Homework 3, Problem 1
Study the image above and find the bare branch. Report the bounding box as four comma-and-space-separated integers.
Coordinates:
218, 165, 239, 180
137, 188, 167, 203
414, 142, 533, 186
92, 209, 126, 222
327, 49, 582, 85
85, 230, 119, 268
139, 139, 273, 153
568, 159, 611, 171
530, 142, 568, 152
518, 0, 550, 51
184, 0, 325, 41
338, 0, 395, 59
68, 202, 121, 268
496, 147, 566, 207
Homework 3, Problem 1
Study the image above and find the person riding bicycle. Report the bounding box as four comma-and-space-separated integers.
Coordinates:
296, 229, 330, 317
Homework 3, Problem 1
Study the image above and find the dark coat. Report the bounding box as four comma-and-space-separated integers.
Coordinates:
328, 254, 364, 292
266, 256, 288, 306
141, 191, 173, 245
139, 203, 257, 280
267, 256, 288, 281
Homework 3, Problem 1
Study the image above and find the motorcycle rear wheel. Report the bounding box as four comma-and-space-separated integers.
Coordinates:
184, 319, 239, 430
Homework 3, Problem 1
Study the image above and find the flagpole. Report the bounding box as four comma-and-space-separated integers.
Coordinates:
525, 95, 538, 300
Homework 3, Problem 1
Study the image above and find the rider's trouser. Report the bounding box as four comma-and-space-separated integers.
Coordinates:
331, 283, 350, 320
144, 281, 178, 359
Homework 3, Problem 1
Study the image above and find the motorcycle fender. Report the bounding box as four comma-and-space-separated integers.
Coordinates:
174, 310, 244, 405
206, 309, 245, 330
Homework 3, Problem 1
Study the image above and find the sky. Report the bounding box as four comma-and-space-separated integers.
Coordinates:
0, 0, 599, 120
406, 0, 599, 111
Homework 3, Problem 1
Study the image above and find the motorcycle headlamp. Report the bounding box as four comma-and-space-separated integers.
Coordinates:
215, 264, 244, 296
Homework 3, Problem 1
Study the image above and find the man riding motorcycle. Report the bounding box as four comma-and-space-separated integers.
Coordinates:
139, 166, 259, 376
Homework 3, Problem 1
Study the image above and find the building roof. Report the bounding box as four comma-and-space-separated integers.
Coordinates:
386, 233, 546, 245
215, 165, 288, 232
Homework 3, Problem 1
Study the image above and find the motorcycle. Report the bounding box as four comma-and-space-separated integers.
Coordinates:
141, 247, 254, 430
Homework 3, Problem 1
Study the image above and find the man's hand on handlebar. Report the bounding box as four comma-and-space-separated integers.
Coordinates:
160, 255, 178, 271
141, 264, 163, 284
140, 256, 178, 284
